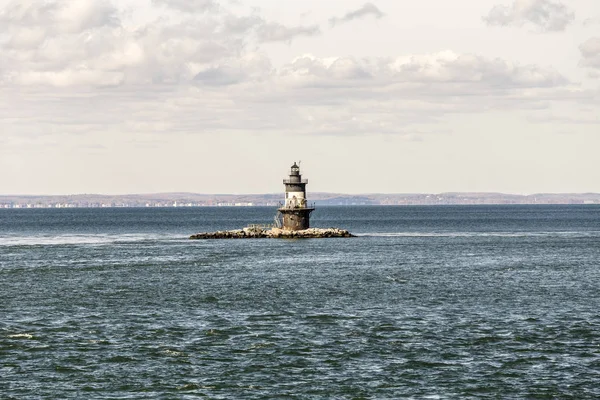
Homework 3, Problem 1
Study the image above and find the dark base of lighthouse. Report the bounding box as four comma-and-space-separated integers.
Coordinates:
278, 208, 314, 231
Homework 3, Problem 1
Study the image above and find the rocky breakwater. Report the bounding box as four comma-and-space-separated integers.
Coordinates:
190, 226, 354, 239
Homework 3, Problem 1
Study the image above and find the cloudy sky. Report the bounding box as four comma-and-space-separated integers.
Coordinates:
1, 0, 599, 195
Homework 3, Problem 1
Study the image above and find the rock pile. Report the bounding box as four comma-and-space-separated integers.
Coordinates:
190, 227, 354, 240
266, 228, 354, 238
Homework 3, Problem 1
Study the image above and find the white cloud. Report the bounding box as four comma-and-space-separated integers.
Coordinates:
278, 51, 567, 92
0, 0, 120, 49
0, 0, 321, 86
2, 0, 566, 92
0, 0, 586, 138
0, 48, 574, 142
329, 2, 384, 27
484, 0, 574, 32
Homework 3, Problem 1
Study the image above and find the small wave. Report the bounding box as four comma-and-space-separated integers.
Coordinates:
106, 355, 136, 363
177, 383, 201, 391
177, 384, 216, 391
249, 342, 275, 350
386, 276, 408, 284
8, 333, 34, 339
163, 349, 186, 357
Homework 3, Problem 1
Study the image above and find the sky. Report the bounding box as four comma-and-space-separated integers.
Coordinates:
1, 0, 599, 195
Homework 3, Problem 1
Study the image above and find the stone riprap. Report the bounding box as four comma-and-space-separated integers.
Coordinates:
190, 227, 354, 239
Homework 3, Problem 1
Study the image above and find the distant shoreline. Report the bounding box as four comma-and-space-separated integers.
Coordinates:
1, 192, 599, 208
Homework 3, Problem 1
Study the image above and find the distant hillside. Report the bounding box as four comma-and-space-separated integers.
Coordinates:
1, 192, 600, 208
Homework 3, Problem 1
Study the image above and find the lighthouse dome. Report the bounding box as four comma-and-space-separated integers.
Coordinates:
290, 162, 300, 175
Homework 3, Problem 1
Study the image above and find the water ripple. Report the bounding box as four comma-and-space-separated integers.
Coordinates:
2, 206, 600, 398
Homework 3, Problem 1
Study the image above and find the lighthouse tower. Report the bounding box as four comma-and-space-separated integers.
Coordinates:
278, 162, 315, 231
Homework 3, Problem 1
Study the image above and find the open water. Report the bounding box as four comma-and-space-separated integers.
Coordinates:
1, 205, 599, 399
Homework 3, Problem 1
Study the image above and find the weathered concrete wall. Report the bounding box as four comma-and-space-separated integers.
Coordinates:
284, 191, 305, 208
281, 209, 311, 231
283, 183, 306, 193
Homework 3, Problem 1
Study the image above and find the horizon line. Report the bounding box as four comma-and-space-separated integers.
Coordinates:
2, 191, 600, 197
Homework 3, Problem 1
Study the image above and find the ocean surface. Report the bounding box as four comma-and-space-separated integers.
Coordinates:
1, 205, 599, 399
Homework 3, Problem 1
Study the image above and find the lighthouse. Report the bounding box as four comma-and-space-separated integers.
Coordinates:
278, 162, 315, 231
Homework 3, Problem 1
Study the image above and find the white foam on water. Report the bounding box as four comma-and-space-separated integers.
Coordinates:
8, 333, 33, 339
163, 349, 186, 357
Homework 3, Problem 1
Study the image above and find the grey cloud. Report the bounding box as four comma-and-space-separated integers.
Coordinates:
193, 53, 273, 86
329, 3, 384, 27
221, 15, 320, 43
256, 22, 320, 43
579, 37, 600, 70
151, 0, 218, 13
194, 67, 243, 86
280, 56, 372, 82
484, 0, 574, 32
222, 14, 263, 35
583, 17, 600, 26
527, 115, 600, 125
